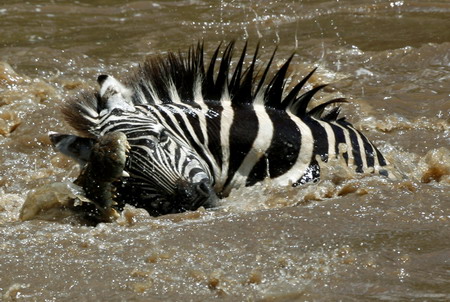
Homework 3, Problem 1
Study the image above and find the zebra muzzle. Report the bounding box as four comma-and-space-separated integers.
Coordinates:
174, 179, 214, 211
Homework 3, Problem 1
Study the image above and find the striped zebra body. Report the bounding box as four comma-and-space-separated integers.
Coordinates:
133, 102, 387, 192
52, 42, 390, 216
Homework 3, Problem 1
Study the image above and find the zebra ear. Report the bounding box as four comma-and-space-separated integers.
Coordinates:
48, 132, 95, 166
97, 74, 135, 114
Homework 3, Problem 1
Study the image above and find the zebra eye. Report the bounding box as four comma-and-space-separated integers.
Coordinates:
158, 130, 169, 143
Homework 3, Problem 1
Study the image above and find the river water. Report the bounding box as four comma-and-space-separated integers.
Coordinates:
0, 0, 449, 301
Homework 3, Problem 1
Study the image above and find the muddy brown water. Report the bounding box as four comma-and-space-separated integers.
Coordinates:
0, 0, 449, 301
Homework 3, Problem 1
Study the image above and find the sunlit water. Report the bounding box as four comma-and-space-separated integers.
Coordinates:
0, 1, 449, 301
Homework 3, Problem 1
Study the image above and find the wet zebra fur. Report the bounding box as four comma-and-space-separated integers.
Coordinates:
51, 42, 391, 216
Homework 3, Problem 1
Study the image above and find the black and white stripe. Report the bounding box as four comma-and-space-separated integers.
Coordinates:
60, 42, 391, 215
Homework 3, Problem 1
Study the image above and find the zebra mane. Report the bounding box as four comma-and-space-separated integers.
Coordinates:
62, 42, 346, 136
62, 91, 102, 136
127, 41, 346, 119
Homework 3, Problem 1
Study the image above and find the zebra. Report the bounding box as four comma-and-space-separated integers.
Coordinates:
50, 42, 392, 217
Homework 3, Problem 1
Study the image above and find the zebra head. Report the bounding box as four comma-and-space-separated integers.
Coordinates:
51, 75, 216, 216
115, 117, 216, 216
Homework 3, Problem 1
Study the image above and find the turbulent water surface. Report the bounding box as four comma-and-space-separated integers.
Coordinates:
0, 0, 449, 301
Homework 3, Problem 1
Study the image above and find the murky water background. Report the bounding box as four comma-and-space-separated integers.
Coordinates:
1, 0, 449, 300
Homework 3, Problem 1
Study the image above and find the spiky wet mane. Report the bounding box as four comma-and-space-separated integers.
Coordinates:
63, 42, 346, 136
62, 91, 101, 136
127, 41, 345, 117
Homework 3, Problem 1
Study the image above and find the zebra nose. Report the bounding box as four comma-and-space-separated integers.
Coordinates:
196, 180, 211, 197
175, 179, 212, 210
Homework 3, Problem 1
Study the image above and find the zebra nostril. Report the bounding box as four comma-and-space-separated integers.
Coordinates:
196, 181, 211, 197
